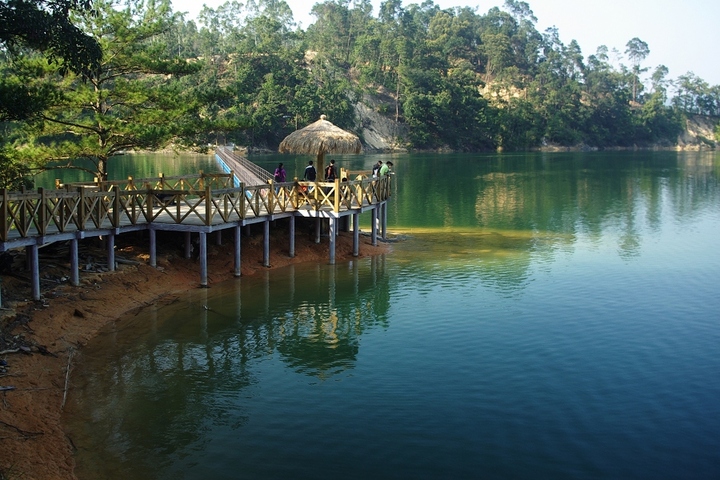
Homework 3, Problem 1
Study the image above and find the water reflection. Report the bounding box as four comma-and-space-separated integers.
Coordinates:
67, 256, 392, 478
65, 151, 720, 480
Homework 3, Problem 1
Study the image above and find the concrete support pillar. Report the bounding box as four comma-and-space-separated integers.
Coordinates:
382, 202, 388, 240
149, 229, 157, 267
184, 232, 192, 259
263, 219, 270, 267
371, 207, 378, 246
289, 215, 296, 258
353, 213, 360, 257
29, 245, 40, 301
234, 225, 242, 277
107, 234, 115, 271
199, 231, 208, 287
329, 217, 337, 265
70, 238, 80, 286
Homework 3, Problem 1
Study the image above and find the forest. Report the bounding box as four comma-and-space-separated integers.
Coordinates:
1, 0, 719, 187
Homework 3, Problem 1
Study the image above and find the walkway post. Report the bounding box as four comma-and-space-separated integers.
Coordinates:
184, 232, 192, 258
289, 216, 296, 258
371, 207, 378, 246
199, 231, 208, 287
234, 224, 241, 277
28, 245, 40, 300
353, 213, 359, 256
107, 234, 115, 271
329, 216, 337, 265
70, 238, 80, 286
315, 218, 321, 244
149, 228, 157, 267
382, 202, 388, 240
263, 218, 270, 267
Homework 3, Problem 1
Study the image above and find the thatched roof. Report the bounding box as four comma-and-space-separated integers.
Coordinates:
278, 115, 362, 155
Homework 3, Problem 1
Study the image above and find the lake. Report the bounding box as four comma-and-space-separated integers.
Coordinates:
64, 151, 720, 479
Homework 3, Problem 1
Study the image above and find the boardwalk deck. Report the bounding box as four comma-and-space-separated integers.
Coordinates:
0, 150, 393, 300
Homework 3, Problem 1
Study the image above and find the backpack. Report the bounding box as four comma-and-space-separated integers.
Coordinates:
326, 165, 335, 180
304, 165, 316, 180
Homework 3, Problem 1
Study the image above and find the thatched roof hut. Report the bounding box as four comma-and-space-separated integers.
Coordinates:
278, 115, 362, 178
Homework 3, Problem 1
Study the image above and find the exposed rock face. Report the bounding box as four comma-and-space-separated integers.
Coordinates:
678, 114, 719, 149
354, 92, 407, 152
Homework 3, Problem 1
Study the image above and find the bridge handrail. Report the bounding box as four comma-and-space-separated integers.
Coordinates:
215, 146, 273, 186
58, 172, 235, 192
0, 175, 392, 241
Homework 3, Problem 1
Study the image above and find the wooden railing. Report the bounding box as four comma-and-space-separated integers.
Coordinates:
1, 174, 392, 241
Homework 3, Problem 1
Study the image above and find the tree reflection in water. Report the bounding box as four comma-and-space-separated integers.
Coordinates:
66, 255, 391, 479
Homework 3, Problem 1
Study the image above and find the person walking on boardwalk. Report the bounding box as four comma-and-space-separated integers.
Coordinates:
274, 163, 286, 183
303, 160, 317, 181
325, 159, 337, 181
303, 160, 317, 193
273, 163, 286, 194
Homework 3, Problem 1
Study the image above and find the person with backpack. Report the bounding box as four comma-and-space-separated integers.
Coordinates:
303, 160, 316, 181
372, 161, 382, 178
325, 159, 337, 181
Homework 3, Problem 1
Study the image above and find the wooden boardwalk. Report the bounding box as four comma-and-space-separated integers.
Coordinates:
0, 149, 393, 300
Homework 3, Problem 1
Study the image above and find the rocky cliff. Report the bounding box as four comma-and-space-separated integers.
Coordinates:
353, 92, 719, 152
354, 91, 408, 152
679, 114, 719, 150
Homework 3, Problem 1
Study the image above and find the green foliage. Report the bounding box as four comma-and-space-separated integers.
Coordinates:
672, 73, 720, 116
0, 145, 33, 189
6, 0, 202, 180
0, 0, 102, 125
1, 0, 717, 190
638, 92, 683, 143
0, 0, 102, 76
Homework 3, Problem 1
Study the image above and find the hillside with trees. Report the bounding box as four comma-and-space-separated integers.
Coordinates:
1, 0, 719, 185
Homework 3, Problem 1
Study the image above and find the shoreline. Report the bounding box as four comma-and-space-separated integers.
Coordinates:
0, 228, 390, 480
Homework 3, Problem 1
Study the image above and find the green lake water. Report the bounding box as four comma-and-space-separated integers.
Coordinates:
64, 151, 720, 479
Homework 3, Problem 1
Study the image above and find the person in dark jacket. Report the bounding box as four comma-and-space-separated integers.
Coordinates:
303, 160, 317, 181
325, 159, 337, 181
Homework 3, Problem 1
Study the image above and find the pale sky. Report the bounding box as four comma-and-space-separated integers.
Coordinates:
171, 0, 720, 87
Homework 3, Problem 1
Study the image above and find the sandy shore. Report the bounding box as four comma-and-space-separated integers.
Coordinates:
0, 226, 389, 479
